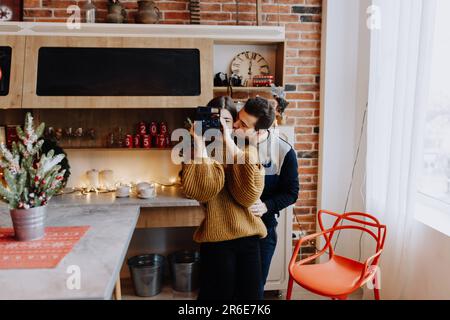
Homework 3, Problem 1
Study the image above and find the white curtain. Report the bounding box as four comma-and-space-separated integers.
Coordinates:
365, 0, 437, 299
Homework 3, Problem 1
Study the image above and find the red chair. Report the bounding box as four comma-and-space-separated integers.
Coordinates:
287, 210, 386, 300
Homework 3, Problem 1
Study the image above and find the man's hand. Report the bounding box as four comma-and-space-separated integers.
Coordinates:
250, 199, 268, 217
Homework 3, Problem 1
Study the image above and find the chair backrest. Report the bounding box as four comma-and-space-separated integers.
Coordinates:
318, 210, 387, 264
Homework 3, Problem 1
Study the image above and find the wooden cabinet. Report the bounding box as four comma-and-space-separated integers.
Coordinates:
22, 36, 213, 109
0, 36, 25, 109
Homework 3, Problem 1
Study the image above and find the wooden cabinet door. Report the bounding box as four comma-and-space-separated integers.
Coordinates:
0, 36, 25, 109
23, 36, 213, 109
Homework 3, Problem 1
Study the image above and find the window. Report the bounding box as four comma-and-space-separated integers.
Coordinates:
416, 0, 450, 231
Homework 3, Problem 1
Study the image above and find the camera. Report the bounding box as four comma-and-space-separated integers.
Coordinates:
194, 106, 221, 133
214, 72, 228, 87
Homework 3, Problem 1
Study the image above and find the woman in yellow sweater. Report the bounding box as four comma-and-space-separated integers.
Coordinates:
182, 96, 272, 300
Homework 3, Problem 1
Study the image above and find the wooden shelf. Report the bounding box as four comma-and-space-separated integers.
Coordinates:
64, 147, 173, 151
121, 278, 198, 300
213, 86, 280, 92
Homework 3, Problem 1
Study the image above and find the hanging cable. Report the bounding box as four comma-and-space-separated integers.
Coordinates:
333, 102, 368, 252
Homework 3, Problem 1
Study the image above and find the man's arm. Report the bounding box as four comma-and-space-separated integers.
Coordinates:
264, 148, 300, 213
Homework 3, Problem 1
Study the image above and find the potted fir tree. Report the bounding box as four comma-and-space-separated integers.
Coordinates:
0, 113, 66, 241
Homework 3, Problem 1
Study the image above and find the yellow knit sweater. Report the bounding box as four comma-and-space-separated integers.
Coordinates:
181, 146, 267, 243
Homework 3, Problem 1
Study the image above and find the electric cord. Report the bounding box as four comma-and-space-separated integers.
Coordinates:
358, 171, 367, 261
333, 102, 368, 257
293, 103, 368, 260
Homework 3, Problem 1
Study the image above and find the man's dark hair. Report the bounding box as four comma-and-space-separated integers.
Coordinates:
243, 97, 275, 130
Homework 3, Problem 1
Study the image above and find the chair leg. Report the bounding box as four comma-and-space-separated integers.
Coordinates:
374, 287, 380, 300
115, 277, 122, 300
286, 276, 294, 300
373, 278, 380, 300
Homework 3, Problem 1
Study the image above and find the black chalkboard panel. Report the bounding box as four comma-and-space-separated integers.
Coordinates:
0, 47, 12, 96
36, 47, 201, 96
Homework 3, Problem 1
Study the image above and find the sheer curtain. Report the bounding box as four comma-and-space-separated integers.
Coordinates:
364, 0, 437, 299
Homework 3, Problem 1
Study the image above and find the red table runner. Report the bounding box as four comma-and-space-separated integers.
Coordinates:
0, 226, 89, 269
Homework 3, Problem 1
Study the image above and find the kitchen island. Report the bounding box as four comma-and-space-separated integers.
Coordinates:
0, 186, 202, 300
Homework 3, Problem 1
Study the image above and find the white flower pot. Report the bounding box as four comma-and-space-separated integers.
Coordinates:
10, 206, 47, 241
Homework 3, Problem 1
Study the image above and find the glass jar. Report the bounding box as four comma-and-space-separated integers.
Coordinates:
85, 0, 96, 23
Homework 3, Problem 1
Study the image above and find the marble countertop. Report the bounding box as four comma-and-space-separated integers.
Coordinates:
0, 205, 140, 300
0, 186, 200, 300
0, 186, 200, 213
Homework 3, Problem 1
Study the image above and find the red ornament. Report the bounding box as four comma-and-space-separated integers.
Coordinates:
156, 134, 166, 148
149, 122, 158, 136
142, 134, 151, 148
138, 122, 147, 135
124, 134, 133, 148
160, 122, 168, 135
134, 134, 141, 148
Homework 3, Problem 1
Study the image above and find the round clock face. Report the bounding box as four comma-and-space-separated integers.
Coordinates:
230, 51, 270, 84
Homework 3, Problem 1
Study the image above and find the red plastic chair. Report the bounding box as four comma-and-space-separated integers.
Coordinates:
287, 210, 386, 300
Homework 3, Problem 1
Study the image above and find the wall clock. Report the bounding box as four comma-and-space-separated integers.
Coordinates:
0, 1, 23, 21
230, 51, 270, 85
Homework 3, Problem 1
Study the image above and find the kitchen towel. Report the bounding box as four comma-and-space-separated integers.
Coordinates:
0, 226, 89, 269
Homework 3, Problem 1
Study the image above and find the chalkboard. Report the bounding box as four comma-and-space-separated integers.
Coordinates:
36, 47, 201, 96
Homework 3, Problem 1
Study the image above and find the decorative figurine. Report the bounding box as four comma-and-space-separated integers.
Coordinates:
106, 0, 127, 23
136, 0, 161, 24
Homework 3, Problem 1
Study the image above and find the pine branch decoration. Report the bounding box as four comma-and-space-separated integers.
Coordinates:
0, 113, 66, 209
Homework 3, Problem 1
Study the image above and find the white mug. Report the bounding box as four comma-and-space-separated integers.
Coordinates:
116, 185, 130, 198
138, 184, 156, 199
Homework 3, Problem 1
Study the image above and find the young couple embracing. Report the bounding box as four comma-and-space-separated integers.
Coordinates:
181, 96, 299, 300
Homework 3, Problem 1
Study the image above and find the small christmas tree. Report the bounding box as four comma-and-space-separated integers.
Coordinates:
0, 113, 66, 209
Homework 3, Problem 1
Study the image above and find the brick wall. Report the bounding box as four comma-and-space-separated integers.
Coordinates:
23, 0, 322, 258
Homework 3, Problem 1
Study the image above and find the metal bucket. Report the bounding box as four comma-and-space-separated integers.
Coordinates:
10, 206, 47, 241
169, 250, 200, 292
127, 254, 165, 297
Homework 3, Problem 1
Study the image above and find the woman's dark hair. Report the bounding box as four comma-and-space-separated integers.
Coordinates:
207, 96, 237, 120
243, 97, 275, 130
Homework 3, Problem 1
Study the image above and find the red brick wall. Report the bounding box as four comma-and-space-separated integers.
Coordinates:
23, 0, 322, 257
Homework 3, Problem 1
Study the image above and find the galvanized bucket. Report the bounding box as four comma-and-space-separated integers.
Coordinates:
10, 206, 47, 241
169, 250, 200, 292
128, 254, 165, 297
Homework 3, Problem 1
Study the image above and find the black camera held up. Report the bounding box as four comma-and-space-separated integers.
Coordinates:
195, 106, 221, 133
185, 106, 221, 135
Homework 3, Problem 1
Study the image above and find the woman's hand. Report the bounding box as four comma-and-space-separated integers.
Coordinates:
219, 117, 233, 141
249, 199, 268, 217
220, 117, 244, 161
190, 121, 208, 160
